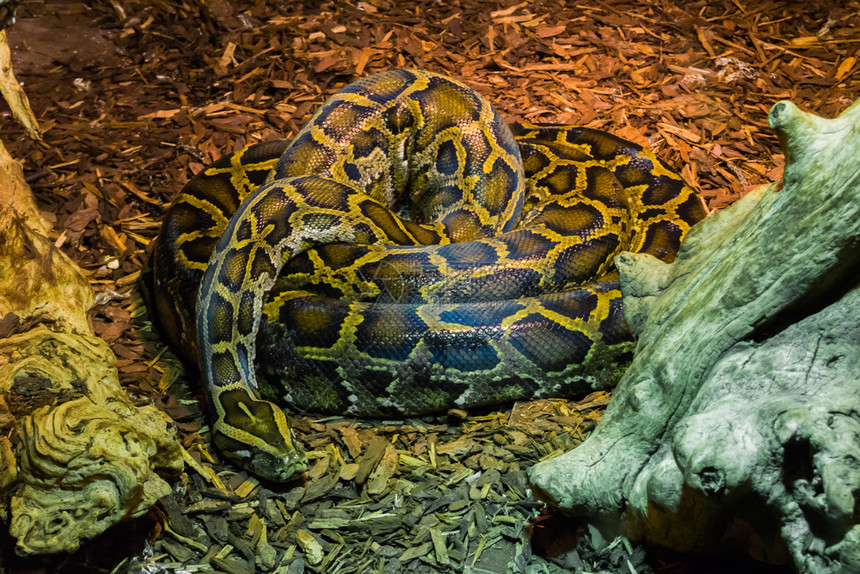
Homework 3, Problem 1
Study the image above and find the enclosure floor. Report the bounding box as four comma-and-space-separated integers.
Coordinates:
1, 0, 856, 572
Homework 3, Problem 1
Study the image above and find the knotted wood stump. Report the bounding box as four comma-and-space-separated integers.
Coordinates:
0, 137, 182, 556
528, 100, 860, 573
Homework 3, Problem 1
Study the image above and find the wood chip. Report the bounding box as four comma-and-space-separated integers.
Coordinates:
367, 442, 397, 495
296, 529, 324, 565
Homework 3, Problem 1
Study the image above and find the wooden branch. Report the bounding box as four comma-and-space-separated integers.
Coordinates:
0, 29, 40, 141
0, 137, 182, 555
528, 100, 860, 573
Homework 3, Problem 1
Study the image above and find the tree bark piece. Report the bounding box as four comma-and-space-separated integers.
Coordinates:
0, 137, 182, 555
0, 29, 40, 140
528, 99, 860, 573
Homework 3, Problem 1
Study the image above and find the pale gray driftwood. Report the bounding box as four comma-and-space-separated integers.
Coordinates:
528, 100, 860, 573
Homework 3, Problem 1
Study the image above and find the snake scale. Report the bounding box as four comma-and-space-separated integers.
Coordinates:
146, 69, 706, 481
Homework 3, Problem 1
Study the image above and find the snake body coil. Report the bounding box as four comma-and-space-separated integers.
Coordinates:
147, 69, 706, 481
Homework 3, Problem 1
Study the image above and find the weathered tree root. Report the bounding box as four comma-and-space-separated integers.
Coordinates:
528, 100, 860, 573
0, 138, 183, 555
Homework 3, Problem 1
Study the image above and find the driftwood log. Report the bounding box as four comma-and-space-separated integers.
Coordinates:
0, 142, 184, 555
528, 99, 860, 573
0, 46, 182, 554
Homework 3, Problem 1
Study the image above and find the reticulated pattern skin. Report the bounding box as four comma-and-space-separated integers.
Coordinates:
145, 69, 706, 481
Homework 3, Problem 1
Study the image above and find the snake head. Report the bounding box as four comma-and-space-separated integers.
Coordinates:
224, 436, 307, 483
213, 426, 307, 483
212, 390, 308, 482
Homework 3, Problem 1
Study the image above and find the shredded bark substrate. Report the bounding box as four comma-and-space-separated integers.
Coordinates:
1, 0, 857, 572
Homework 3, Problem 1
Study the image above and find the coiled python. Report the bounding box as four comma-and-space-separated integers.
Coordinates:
146, 69, 706, 482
